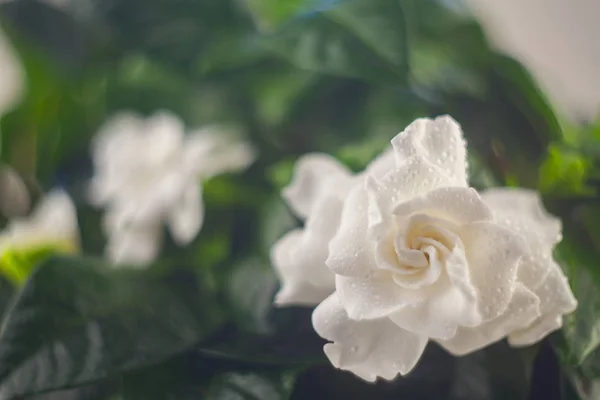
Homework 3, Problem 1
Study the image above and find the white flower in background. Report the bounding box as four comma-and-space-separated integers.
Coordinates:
0, 189, 79, 256
0, 28, 23, 119
270, 149, 394, 305
89, 111, 256, 265
271, 115, 577, 381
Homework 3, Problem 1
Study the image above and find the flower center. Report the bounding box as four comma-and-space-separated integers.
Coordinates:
374, 213, 459, 289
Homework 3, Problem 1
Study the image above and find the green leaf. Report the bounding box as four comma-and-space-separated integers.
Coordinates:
555, 235, 600, 368
244, 0, 311, 32
264, 0, 408, 82
226, 257, 278, 334
0, 256, 225, 399
539, 144, 594, 196
199, 308, 326, 366
206, 371, 296, 400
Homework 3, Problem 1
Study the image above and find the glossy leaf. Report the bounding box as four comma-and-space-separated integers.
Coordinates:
264, 0, 408, 82
0, 256, 224, 399
206, 371, 295, 400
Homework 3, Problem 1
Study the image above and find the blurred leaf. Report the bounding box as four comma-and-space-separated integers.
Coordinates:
0, 242, 75, 286
95, 0, 257, 76
449, 341, 530, 400
206, 371, 296, 400
259, 195, 297, 256
264, 0, 408, 82
244, 0, 310, 32
225, 257, 278, 334
0, 0, 106, 69
267, 160, 296, 191
252, 68, 317, 127
24, 381, 116, 400
555, 234, 600, 368
199, 308, 325, 366
539, 144, 594, 197
493, 55, 562, 143
0, 256, 225, 399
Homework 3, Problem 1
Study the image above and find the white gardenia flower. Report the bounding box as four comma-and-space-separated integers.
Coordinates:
89, 111, 255, 265
271, 115, 577, 381
0, 189, 79, 255
0, 28, 23, 120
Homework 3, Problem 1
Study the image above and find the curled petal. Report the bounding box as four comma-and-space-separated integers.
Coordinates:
509, 264, 577, 346
283, 154, 354, 219
362, 148, 395, 179
167, 183, 204, 246
336, 273, 435, 320
482, 188, 562, 289
389, 247, 480, 340
481, 188, 561, 247
366, 157, 463, 240
327, 185, 378, 278
460, 221, 528, 322
440, 283, 540, 355
270, 198, 342, 306
391, 115, 468, 185
394, 187, 493, 225
312, 293, 428, 381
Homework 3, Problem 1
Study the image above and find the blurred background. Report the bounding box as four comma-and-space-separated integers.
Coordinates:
0, 0, 599, 399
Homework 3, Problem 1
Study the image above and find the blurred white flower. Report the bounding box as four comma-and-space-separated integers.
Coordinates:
272, 115, 577, 381
89, 111, 255, 265
0, 28, 24, 119
270, 149, 394, 306
0, 189, 79, 255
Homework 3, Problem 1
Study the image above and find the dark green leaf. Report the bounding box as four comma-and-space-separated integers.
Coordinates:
206, 371, 295, 400
0, 256, 225, 399
555, 233, 600, 368
264, 0, 408, 82
199, 308, 326, 366
225, 257, 278, 334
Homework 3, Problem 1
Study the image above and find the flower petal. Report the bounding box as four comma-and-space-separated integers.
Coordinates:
312, 293, 428, 381
394, 187, 493, 225
509, 264, 577, 346
389, 248, 480, 340
282, 154, 354, 219
106, 223, 163, 266
460, 221, 528, 322
363, 148, 395, 178
167, 183, 204, 246
270, 197, 342, 306
336, 272, 435, 320
0, 29, 24, 114
183, 127, 256, 178
440, 283, 540, 355
482, 188, 562, 289
391, 115, 468, 185
326, 185, 378, 278
3, 189, 79, 248
366, 157, 465, 241
481, 188, 561, 247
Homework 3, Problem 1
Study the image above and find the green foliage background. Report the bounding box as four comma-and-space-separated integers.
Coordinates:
0, 0, 599, 398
